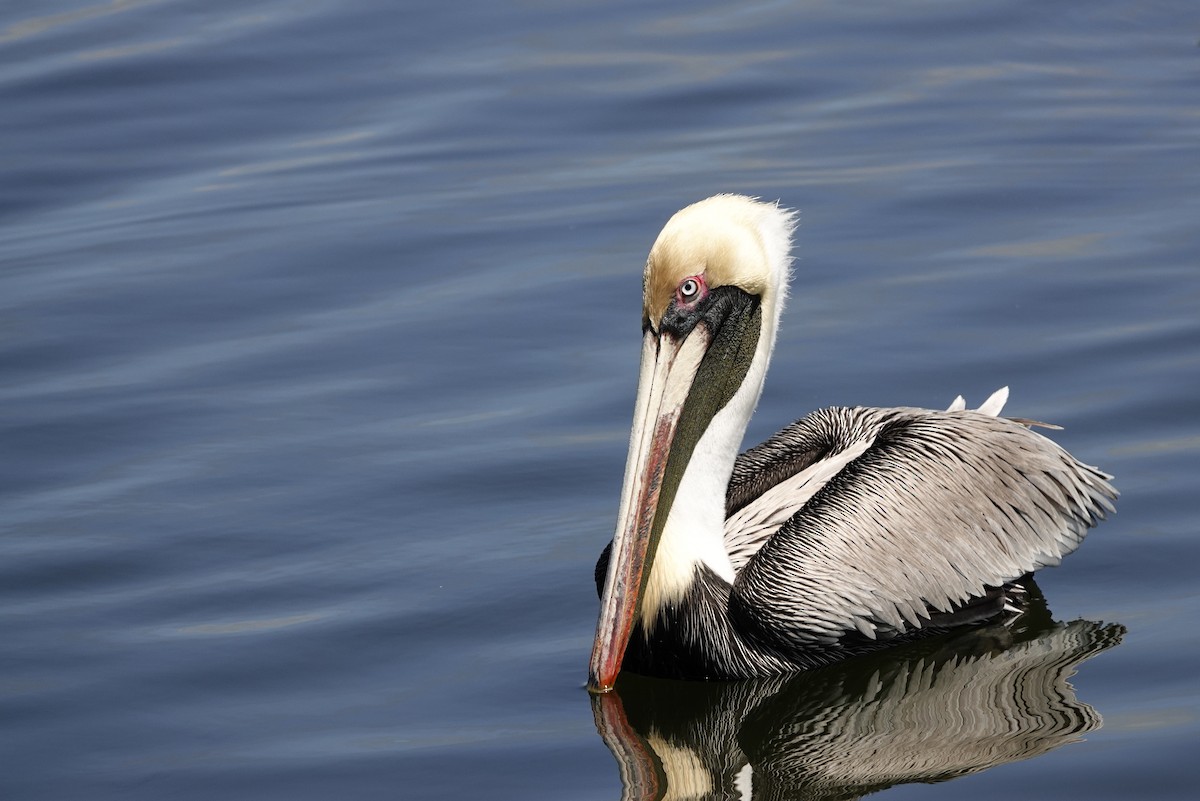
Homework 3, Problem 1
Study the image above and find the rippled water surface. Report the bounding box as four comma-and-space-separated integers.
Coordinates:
2, 2, 1198, 799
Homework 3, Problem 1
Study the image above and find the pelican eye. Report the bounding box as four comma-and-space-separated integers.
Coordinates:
677, 276, 705, 304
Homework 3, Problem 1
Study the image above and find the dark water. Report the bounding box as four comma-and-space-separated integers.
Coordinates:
2, 1, 1197, 798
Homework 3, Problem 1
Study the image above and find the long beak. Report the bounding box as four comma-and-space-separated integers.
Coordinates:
588, 325, 712, 693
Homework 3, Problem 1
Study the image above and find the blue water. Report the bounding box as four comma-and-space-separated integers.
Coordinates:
2, 1, 1197, 798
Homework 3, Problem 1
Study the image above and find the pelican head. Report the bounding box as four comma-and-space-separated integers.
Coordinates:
589, 195, 797, 692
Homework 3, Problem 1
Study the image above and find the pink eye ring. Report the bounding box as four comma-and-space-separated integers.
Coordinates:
677, 275, 706, 304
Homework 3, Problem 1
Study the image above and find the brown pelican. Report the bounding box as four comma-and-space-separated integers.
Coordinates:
589, 194, 1116, 693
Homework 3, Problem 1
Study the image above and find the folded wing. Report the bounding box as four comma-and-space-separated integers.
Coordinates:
725, 404, 1116, 653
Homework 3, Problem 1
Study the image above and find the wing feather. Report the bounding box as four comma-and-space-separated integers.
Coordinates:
727, 405, 1116, 654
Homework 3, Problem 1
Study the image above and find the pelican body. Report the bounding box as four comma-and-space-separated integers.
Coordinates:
588, 195, 1115, 692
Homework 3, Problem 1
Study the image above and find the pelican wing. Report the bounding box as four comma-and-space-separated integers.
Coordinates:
727, 405, 1116, 650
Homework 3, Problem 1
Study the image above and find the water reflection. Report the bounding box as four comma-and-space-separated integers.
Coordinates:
593, 587, 1123, 801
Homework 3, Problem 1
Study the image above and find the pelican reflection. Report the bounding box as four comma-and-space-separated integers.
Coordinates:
592, 587, 1123, 801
